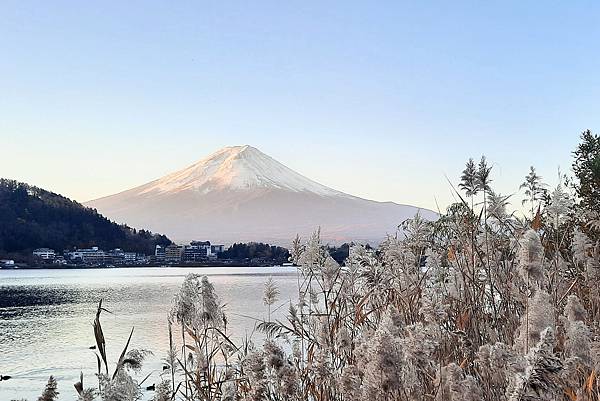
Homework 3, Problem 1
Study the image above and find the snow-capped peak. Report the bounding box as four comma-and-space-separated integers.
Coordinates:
86, 145, 436, 246
138, 145, 347, 197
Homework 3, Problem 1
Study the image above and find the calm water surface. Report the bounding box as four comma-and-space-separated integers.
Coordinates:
0, 267, 298, 400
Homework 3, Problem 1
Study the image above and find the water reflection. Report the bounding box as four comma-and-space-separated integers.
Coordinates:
0, 267, 298, 400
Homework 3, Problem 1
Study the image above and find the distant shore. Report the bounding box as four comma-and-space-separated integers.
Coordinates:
0, 261, 293, 270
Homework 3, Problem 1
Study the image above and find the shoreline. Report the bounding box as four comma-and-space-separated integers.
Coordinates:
0, 262, 294, 270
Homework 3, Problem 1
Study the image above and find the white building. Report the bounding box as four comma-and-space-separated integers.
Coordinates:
0, 259, 15, 268
183, 241, 212, 262
155, 245, 166, 262
124, 252, 137, 264
68, 247, 108, 265
33, 248, 56, 260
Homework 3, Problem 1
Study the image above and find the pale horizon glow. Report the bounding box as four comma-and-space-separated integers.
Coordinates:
1, 2, 598, 212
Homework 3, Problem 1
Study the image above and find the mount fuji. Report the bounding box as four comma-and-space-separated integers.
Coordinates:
85, 146, 436, 245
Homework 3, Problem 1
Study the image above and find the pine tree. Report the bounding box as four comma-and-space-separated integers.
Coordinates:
572, 130, 600, 213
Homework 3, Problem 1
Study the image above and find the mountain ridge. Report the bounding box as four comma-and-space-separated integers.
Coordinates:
0, 178, 172, 260
86, 146, 436, 245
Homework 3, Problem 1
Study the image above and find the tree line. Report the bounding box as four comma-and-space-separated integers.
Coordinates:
0, 179, 171, 260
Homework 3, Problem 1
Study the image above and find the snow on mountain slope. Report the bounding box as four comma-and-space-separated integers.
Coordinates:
85, 145, 436, 245
137, 145, 348, 197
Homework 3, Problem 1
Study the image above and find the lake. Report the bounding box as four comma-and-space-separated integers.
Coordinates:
0, 267, 299, 400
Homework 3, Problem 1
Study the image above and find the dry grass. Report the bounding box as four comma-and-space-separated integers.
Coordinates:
13, 133, 600, 401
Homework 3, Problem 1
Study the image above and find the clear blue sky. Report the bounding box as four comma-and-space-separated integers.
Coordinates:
1, 1, 598, 210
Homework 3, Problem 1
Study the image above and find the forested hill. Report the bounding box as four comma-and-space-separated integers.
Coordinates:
219, 242, 290, 264
0, 179, 171, 259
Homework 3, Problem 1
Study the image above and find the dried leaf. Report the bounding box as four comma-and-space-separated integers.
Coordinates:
457, 310, 470, 331
532, 206, 542, 230
564, 387, 577, 401
448, 246, 456, 261
586, 369, 596, 394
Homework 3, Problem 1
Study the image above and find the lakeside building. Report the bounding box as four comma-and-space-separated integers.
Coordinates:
0, 259, 15, 268
106, 248, 144, 265
124, 251, 138, 264
53, 256, 67, 265
107, 248, 126, 262
33, 248, 56, 260
67, 247, 108, 265
183, 241, 225, 262
183, 241, 211, 262
27, 240, 224, 266
154, 245, 166, 262
163, 241, 226, 263
164, 244, 184, 263
211, 244, 225, 255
